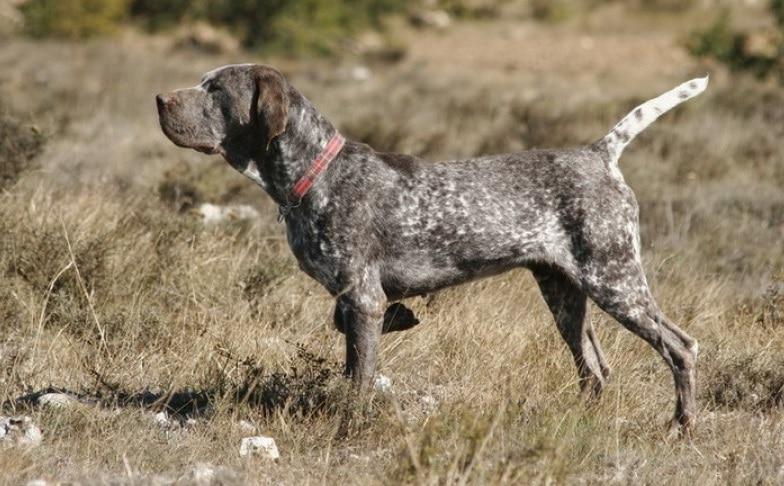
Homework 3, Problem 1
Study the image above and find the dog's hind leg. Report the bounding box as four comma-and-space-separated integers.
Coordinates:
581, 263, 698, 437
532, 266, 610, 400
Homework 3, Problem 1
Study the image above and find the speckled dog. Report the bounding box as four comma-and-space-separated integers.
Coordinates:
157, 64, 707, 436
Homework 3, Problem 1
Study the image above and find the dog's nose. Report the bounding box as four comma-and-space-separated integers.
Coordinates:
156, 94, 173, 110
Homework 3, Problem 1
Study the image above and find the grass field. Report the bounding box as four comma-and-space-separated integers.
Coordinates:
1, 2, 784, 484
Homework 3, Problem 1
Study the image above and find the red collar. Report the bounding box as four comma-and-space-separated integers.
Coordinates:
290, 133, 345, 200
278, 133, 345, 222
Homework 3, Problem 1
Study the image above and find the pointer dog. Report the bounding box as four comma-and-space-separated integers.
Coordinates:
157, 64, 706, 436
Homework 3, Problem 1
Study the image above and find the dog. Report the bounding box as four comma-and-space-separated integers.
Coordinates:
157, 64, 707, 436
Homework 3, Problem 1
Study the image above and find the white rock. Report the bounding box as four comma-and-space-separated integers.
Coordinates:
239, 436, 280, 459
38, 392, 77, 408
153, 411, 171, 429
195, 203, 222, 223
420, 394, 438, 408
350, 65, 371, 82
195, 203, 259, 225
25, 480, 49, 486
0, 416, 42, 447
374, 374, 392, 392
23, 424, 42, 445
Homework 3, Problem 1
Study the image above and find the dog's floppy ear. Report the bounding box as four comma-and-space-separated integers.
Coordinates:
253, 67, 289, 147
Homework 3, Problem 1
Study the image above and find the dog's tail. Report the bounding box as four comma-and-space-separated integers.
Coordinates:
597, 75, 709, 168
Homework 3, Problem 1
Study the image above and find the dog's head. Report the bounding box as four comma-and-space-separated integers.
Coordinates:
156, 64, 289, 156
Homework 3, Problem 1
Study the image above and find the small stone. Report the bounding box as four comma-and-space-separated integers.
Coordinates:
38, 392, 77, 408
23, 425, 42, 445
420, 394, 438, 409
350, 65, 371, 82
25, 480, 49, 486
153, 411, 171, 429
194, 203, 259, 225
0, 416, 42, 447
374, 374, 392, 393
239, 436, 280, 459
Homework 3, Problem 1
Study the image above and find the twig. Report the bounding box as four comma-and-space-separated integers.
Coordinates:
457, 399, 507, 486
61, 222, 109, 355
392, 398, 424, 482
32, 260, 73, 363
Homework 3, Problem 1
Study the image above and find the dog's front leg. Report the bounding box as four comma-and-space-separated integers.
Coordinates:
336, 275, 386, 389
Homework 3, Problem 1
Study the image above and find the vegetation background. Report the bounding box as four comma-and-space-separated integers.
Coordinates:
1, 0, 783, 483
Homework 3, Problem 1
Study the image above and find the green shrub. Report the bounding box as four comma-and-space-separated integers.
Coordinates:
204, 0, 409, 53
530, 0, 579, 22
639, 0, 696, 12
129, 0, 200, 30
687, 10, 737, 63
129, 0, 409, 54
529, 0, 616, 23
22, 0, 129, 39
772, 0, 784, 28
437, 0, 505, 19
688, 3, 784, 80
22, 0, 409, 55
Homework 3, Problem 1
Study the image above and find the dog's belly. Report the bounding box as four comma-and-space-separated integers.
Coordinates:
381, 261, 510, 299
379, 247, 540, 300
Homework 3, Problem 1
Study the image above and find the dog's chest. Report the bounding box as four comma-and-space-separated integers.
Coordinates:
284, 215, 349, 293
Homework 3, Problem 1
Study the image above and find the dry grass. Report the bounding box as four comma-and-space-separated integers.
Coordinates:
0, 4, 783, 484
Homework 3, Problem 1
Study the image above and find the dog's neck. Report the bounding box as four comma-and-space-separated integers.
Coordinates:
228, 90, 339, 208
